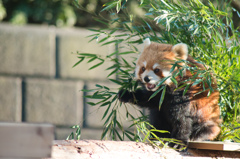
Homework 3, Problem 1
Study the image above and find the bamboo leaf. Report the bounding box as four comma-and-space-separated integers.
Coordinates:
81, 89, 96, 92
93, 18, 109, 26
106, 50, 119, 58
78, 53, 96, 57
76, 128, 81, 140
170, 77, 178, 86
101, 124, 110, 139
116, 0, 121, 13
107, 68, 118, 77
101, 1, 118, 12
170, 63, 177, 73
96, 84, 104, 88
100, 101, 111, 107
121, 57, 131, 66
87, 102, 96, 106
103, 106, 113, 121
119, 51, 135, 55
124, 131, 134, 141
157, 76, 171, 87
87, 57, 97, 63
151, 129, 169, 134
159, 86, 166, 110
99, 36, 110, 43
149, 86, 164, 101
88, 36, 99, 43
183, 84, 190, 96
101, 39, 124, 46
114, 128, 123, 140
174, 83, 187, 91
88, 28, 102, 32
192, 79, 203, 86
142, 131, 150, 142
89, 60, 104, 70
109, 79, 122, 85
72, 57, 85, 68
66, 132, 74, 140
116, 120, 123, 130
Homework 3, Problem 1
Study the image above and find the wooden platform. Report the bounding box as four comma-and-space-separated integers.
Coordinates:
189, 141, 240, 151
188, 141, 240, 158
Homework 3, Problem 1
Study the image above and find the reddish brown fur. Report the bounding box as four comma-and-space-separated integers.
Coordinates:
138, 42, 221, 140
182, 60, 221, 140
119, 42, 222, 148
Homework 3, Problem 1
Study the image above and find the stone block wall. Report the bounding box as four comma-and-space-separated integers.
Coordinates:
0, 23, 142, 140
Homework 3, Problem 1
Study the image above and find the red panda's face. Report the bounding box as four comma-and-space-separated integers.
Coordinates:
135, 60, 172, 91
135, 40, 188, 91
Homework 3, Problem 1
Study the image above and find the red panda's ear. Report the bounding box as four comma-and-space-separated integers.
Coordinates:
172, 43, 188, 60
139, 38, 151, 55
143, 38, 151, 47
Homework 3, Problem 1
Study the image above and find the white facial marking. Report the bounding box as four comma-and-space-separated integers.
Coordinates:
141, 70, 160, 91
162, 69, 171, 77
141, 70, 160, 84
135, 65, 140, 79
153, 63, 160, 69
147, 71, 160, 83
162, 69, 172, 85
143, 61, 147, 67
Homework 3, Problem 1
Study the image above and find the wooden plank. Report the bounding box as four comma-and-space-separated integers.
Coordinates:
0, 122, 54, 158
188, 141, 240, 151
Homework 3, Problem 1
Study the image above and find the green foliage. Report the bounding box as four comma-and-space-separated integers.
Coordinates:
0, 0, 6, 21
1, 0, 108, 27
70, 0, 240, 143
218, 121, 240, 142
67, 125, 81, 140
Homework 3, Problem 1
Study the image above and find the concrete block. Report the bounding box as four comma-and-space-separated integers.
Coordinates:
0, 122, 54, 159
55, 127, 73, 140
56, 28, 115, 80
0, 76, 22, 122
24, 78, 84, 126
0, 23, 55, 77
84, 82, 143, 128
80, 128, 103, 140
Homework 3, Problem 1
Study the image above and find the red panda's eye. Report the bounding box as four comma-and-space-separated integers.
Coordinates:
154, 69, 160, 73
142, 67, 145, 72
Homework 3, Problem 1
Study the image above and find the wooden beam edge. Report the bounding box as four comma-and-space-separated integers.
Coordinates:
188, 141, 240, 151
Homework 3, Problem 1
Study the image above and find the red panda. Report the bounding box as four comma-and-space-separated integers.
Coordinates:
118, 39, 221, 149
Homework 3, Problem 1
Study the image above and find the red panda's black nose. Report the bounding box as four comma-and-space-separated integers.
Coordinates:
144, 76, 150, 83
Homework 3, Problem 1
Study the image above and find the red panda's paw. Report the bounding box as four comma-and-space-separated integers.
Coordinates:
167, 140, 188, 152
118, 89, 133, 103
